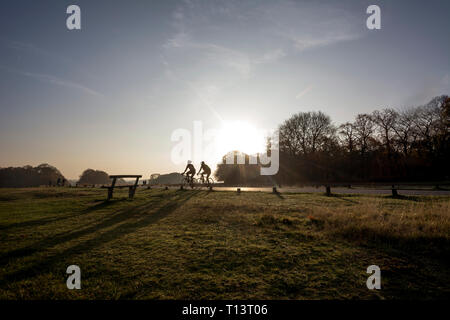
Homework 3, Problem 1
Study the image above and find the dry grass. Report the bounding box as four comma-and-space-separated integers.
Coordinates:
0, 187, 449, 299
308, 196, 450, 257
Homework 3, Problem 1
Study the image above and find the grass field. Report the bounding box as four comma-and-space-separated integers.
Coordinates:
0, 187, 449, 299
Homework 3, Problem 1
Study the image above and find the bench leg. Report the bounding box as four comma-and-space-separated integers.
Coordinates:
107, 187, 113, 200
129, 186, 136, 199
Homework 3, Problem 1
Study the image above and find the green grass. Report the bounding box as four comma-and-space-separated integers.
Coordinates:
0, 187, 449, 299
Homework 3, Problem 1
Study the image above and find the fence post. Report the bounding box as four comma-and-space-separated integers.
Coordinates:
325, 185, 331, 196
391, 185, 398, 197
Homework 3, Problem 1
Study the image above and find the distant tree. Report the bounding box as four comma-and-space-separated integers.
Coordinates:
279, 111, 335, 156
441, 97, 450, 131
372, 108, 398, 157
352, 114, 375, 156
392, 108, 417, 156
413, 96, 445, 155
309, 111, 336, 153
215, 151, 267, 185
278, 116, 303, 156
338, 122, 355, 153
149, 173, 183, 185
78, 169, 110, 185
0, 163, 65, 187
270, 94, 449, 184
432, 96, 450, 177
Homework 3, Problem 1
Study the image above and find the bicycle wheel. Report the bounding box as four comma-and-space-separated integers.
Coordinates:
181, 176, 190, 188
190, 177, 200, 189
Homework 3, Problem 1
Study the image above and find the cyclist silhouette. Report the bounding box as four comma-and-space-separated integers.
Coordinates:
181, 160, 196, 183
197, 161, 211, 185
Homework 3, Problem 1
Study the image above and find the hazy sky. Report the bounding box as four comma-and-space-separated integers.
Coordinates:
1, 0, 449, 179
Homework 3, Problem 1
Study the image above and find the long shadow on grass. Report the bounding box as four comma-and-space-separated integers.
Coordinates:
0, 199, 130, 261
327, 194, 358, 204
332, 227, 450, 298
273, 192, 284, 199
0, 191, 199, 286
0, 199, 125, 232
0, 191, 196, 267
386, 194, 419, 201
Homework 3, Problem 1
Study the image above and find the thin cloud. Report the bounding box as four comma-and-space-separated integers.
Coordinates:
164, 0, 363, 74
3, 39, 99, 81
164, 32, 251, 77
252, 49, 286, 64
6, 41, 69, 62
162, 1, 362, 120
295, 85, 314, 99
0, 65, 103, 97
160, 55, 224, 122
259, 0, 363, 51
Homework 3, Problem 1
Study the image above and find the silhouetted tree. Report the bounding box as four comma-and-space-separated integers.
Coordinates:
215, 151, 268, 185
78, 169, 110, 185
269, 95, 449, 185
0, 163, 65, 187
338, 122, 355, 153
372, 108, 398, 158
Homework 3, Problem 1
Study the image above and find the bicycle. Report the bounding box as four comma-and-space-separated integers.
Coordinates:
181, 173, 196, 189
197, 173, 214, 187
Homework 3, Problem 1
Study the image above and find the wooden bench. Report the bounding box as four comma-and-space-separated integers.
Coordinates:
102, 175, 142, 200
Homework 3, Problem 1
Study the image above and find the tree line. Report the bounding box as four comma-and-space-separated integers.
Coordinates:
0, 166, 123, 187
216, 95, 449, 184
0, 164, 66, 187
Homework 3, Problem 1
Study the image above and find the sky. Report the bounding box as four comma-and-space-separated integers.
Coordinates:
0, 0, 449, 179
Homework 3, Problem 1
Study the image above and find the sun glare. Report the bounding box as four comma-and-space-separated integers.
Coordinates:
216, 121, 266, 158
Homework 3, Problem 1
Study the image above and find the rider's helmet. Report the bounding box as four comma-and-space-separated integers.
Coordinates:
187, 160, 192, 164
201, 161, 205, 165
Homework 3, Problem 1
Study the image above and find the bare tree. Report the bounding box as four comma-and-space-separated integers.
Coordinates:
293, 112, 311, 155
392, 108, 417, 156
275, 95, 449, 185
441, 97, 450, 132
372, 108, 398, 157
353, 114, 375, 156
412, 98, 443, 154
338, 122, 355, 153
279, 111, 335, 155
309, 111, 335, 153
279, 117, 301, 156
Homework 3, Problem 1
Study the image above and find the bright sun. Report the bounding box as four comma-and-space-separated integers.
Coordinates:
215, 121, 266, 158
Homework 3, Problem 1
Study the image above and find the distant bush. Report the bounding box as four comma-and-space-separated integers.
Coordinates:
149, 172, 183, 185
215, 151, 272, 185
0, 163, 66, 187
78, 169, 110, 185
